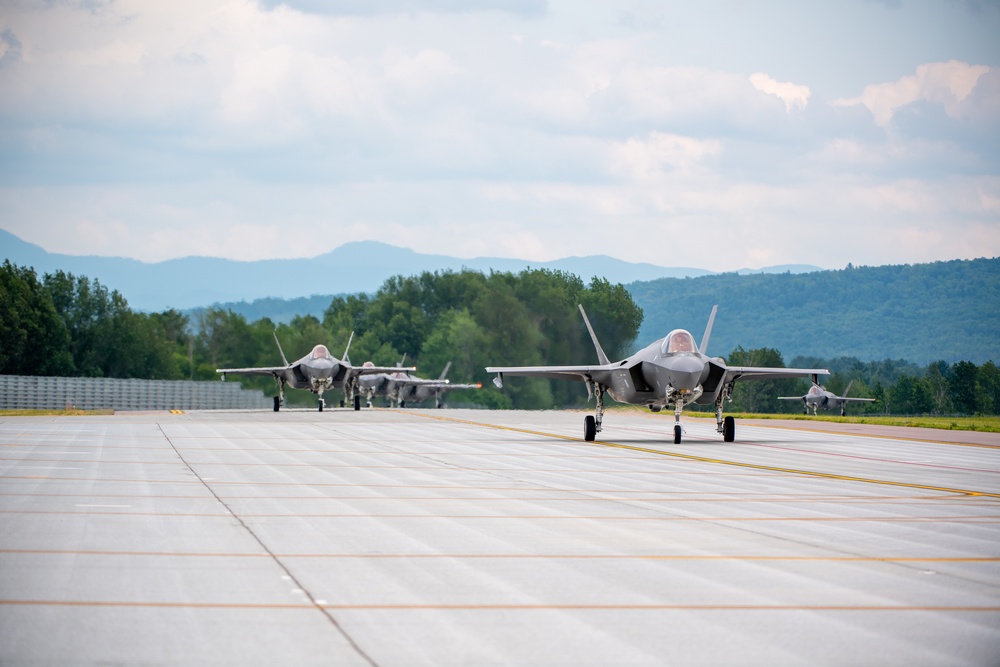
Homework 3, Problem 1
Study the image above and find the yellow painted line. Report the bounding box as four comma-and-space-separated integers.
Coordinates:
169, 410, 185, 415
404, 411, 1000, 499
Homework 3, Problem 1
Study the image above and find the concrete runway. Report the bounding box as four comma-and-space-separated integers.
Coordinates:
1, 408, 998, 666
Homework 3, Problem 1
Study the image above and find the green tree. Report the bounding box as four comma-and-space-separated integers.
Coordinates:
887, 375, 934, 415
949, 361, 979, 415
976, 361, 1000, 415
0, 262, 72, 375
579, 277, 644, 359
925, 361, 952, 415
725, 346, 798, 413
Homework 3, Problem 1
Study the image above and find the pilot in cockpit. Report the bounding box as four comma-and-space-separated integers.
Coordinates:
662, 330, 696, 355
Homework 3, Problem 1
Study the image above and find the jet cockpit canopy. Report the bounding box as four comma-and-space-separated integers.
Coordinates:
311, 345, 332, 360
660, 329, 697, 356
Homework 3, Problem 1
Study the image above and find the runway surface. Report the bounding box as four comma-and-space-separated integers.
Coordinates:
1, 408, 998, 666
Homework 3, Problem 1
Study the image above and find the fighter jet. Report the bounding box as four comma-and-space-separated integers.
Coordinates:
217, 332, 414, 412
778, 380, 875, 416
486, 305, 829, 444
357, 358, 481, 408
355, 355, 409, 408
393, 362, 482, 408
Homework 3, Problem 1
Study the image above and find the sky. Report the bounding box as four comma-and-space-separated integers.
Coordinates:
0, 0, 998, 271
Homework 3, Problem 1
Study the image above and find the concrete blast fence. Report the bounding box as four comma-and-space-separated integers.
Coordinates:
0, 375, 270, 411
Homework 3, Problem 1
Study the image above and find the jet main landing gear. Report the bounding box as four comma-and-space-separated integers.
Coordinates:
715, 382, 736, 442
273, 378, 287, 412
582, 383, 606, 442
722, 415, 735, 442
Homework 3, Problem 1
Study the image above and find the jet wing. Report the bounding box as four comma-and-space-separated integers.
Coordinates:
354, 365, 416, 376
777, 395, 808, 400
724, 367, 829, 383
485, 364, 617, 386
217, 365, 291, 378
840, 397, 876, 402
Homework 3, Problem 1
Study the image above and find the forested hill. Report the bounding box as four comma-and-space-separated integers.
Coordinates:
629, 257, 999, 365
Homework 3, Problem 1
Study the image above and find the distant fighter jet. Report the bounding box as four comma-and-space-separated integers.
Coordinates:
393, 362, 482, 408
357, 358, 481, 408
217, 332, 414, 412
487, 305, 829, 443
778, 380, 875, 416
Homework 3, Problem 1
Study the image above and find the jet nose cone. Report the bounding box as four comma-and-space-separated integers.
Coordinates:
310, 359, 338, 379
666, 356, 705, 391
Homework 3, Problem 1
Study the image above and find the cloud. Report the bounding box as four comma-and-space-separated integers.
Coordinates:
749, 73, 810, 112
609, 132, 722, 179
0, 1, 996, 275
384, 48, 464, 91
834, 60, 991, 127
0, 29, 22, 67
257, 0, 548, 18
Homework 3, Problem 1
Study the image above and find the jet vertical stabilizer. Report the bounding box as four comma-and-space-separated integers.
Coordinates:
342, 331, 355, 365
273, 332, 290, 366
438, 361, 452, 381
700, 305, 718, 355
578, 304, 610, 365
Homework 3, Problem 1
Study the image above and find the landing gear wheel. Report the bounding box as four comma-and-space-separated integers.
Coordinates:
673, 424, 682, 444
723, 416, 735, 442
353, 395, 361, 411
273, 396, 280, 412
318, 399, 324, 412
584, 415, 596, 442
340, 399, 345, 408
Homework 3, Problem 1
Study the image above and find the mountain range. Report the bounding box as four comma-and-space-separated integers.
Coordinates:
1, 229, 819, 312
4, 229, 995, 365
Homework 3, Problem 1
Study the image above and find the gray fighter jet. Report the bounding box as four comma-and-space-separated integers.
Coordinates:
487, 305, 829, 443
778, 380, 875, 416
217, 332, 414, 412
357, 358, 481, 408
394, 362, 482, 408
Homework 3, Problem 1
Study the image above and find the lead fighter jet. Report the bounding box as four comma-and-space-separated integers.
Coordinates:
487, 305, 829, 443
218, 332, 414, 412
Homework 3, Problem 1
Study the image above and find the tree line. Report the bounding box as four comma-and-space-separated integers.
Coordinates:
2, 260, 996, 414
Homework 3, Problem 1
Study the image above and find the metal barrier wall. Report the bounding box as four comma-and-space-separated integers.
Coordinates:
0, 375, 270, 411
